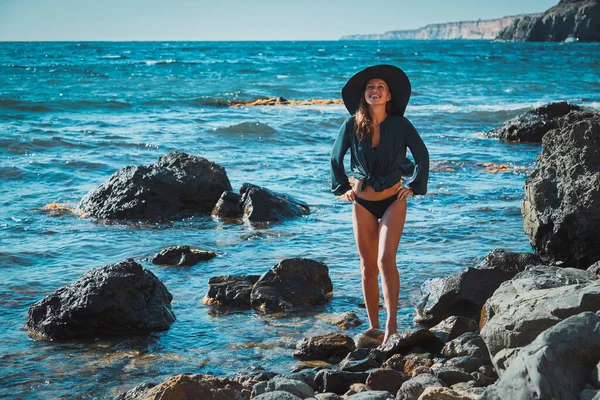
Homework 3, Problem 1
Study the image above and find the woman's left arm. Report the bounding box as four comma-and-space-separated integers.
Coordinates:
403, 119, 429, 196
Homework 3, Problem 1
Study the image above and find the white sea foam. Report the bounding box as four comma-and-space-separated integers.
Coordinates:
101, 55, 124, 59
276, 75, 289, 79
409, 102, 547, 114
144, 59, 177, 66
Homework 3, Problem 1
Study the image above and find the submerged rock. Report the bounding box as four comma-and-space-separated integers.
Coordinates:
250, 258, 333, 312
521, 111, 600, 268
485, 102, 582, 142
497, 0, 600, 42
26, 259, 175, 340
79, 151, 231, 220
481, 312, 600, 400
152, 245, 216, 266
203, 275, 261, 308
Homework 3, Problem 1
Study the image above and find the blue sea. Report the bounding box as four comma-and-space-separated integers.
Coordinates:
1, 40, 599, 398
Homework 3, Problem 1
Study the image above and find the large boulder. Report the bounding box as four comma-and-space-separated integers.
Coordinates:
485, 102, 582, 142
293, 332, 356, 363
26, 259, 175, 340
251, 376, 315, 399
429, 316, 479, 343
414, 268, 515, 327
379, 329, 445, 358
250, 258, 333, 312
497, 0, 600, 42
521, 111, 600, 268
203, 275, 261, 308
315, 370, 369, 395
396, 373, 447, 400
79, 151, 231, 220
480, 268, 600, 373
212, 183, 310, 222
481, 312, 600, 399
442, 333, 491, 363
477, 249, 542, 273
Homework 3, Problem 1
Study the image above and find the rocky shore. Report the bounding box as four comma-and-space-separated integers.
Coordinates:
25, 107, 600, 399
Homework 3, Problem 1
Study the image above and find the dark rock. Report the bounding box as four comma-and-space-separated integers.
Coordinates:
396, 373, 447, 400
315, 393, 344, 400
253, 391, 301, 400
26, 259, 175, 340
79, 151, 231, 220
379, 329, 444, 357
250, 258, 333, 312
444, 357, 486, 374
203, 275, 261, 308
470, 371, 495, 387
497, 0, 600, 42
138, 374, 245, 400
433, 367, 473, 386
591, 360, 600, 389
366, 368, 408, 395
411, 366, 434, 378
239, 183, 310, 222
477, 249, 543, 273
293, 332, 356, 363
381, 353, 434, 376
588, 261, 600, 278
478, 365, 498, 380
414, 268, 515, 326
346, 391, 396, 400
522, 111, 600, 268
114, 382, 156, 400
330, 312, 362, 330
480, 312, 600, 399
429, 316, 479, 343
152, 245, 216, 266
480, 274, 600, 373
339, 348, 381, 372
485, 102, 582, 142
442, 333, 491, 363
315, 370, 369, 395
579, 389, 600, 400
212, 191, 243, 219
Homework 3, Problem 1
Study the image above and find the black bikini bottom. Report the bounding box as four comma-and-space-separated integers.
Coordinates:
354, 195, 398, 219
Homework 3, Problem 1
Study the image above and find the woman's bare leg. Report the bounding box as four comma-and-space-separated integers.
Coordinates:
378, 198, 407, 344
352, 201, 381, 330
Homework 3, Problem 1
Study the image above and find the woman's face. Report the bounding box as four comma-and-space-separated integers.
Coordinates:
364, 78, 392, 107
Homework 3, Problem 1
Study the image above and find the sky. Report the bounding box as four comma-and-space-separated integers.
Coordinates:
0, 0, 559, 41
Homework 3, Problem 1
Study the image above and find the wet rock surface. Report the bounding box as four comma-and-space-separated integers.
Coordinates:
477, 249, 542, 273
26, 259, 175, 340
204, 275, 261, 308
79, 151, 231, 220
151, 245, 216, 266
213, 183, 310, 222
293, 332, 356, 363
330, 311, 362, 330
485, 102, 582, 142
521, 111, 600, 268
250, 258, 333, 312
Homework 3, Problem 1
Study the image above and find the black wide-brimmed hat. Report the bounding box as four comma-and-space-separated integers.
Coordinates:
342, 64, 411, 116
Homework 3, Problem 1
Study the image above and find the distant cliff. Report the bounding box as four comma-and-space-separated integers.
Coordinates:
341, 15, 533, 40
498, 0, 600, 41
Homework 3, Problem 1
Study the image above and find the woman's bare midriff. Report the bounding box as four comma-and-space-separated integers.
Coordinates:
351, 179, 403, 201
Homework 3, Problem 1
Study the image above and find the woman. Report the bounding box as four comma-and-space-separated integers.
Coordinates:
331, 65, 429, 345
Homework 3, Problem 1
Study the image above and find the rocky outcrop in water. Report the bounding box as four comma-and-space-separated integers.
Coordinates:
497, 0, 600, 42
151, 245, 216, 266
79, 151, 231, 220
250, 258, 333, 312
212, 183, 310, 222
26, 259, 175, 340
484, 102, 582, 142
341, 15, 527, 40
203, 275, 261, 308
521, 111, 600, 268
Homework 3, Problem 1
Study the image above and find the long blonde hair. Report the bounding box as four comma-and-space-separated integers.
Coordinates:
354, 84, 392, 142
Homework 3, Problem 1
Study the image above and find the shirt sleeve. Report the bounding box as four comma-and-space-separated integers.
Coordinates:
403, 119, 429, 196
330, 119, 353, 196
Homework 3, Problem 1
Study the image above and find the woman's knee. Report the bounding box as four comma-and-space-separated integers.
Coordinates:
360, 262, 379, 281
377, 256, 397, 272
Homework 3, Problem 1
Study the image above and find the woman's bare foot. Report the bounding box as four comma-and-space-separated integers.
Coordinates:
383, 323, 397, 344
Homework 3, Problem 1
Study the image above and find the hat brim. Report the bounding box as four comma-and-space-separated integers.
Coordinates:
342, 65, 411, 116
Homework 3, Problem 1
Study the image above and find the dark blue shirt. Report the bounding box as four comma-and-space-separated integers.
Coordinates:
330, 115, 429, 196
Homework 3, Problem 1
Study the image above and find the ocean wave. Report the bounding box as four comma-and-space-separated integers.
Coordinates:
214, 121, 277, 135
143, 59, 177, 66
101, 54, 127, 59
0, 98, 133, 112
409, 102, 546, 114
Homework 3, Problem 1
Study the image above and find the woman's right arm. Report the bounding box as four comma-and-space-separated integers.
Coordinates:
330, 119, 353, 196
